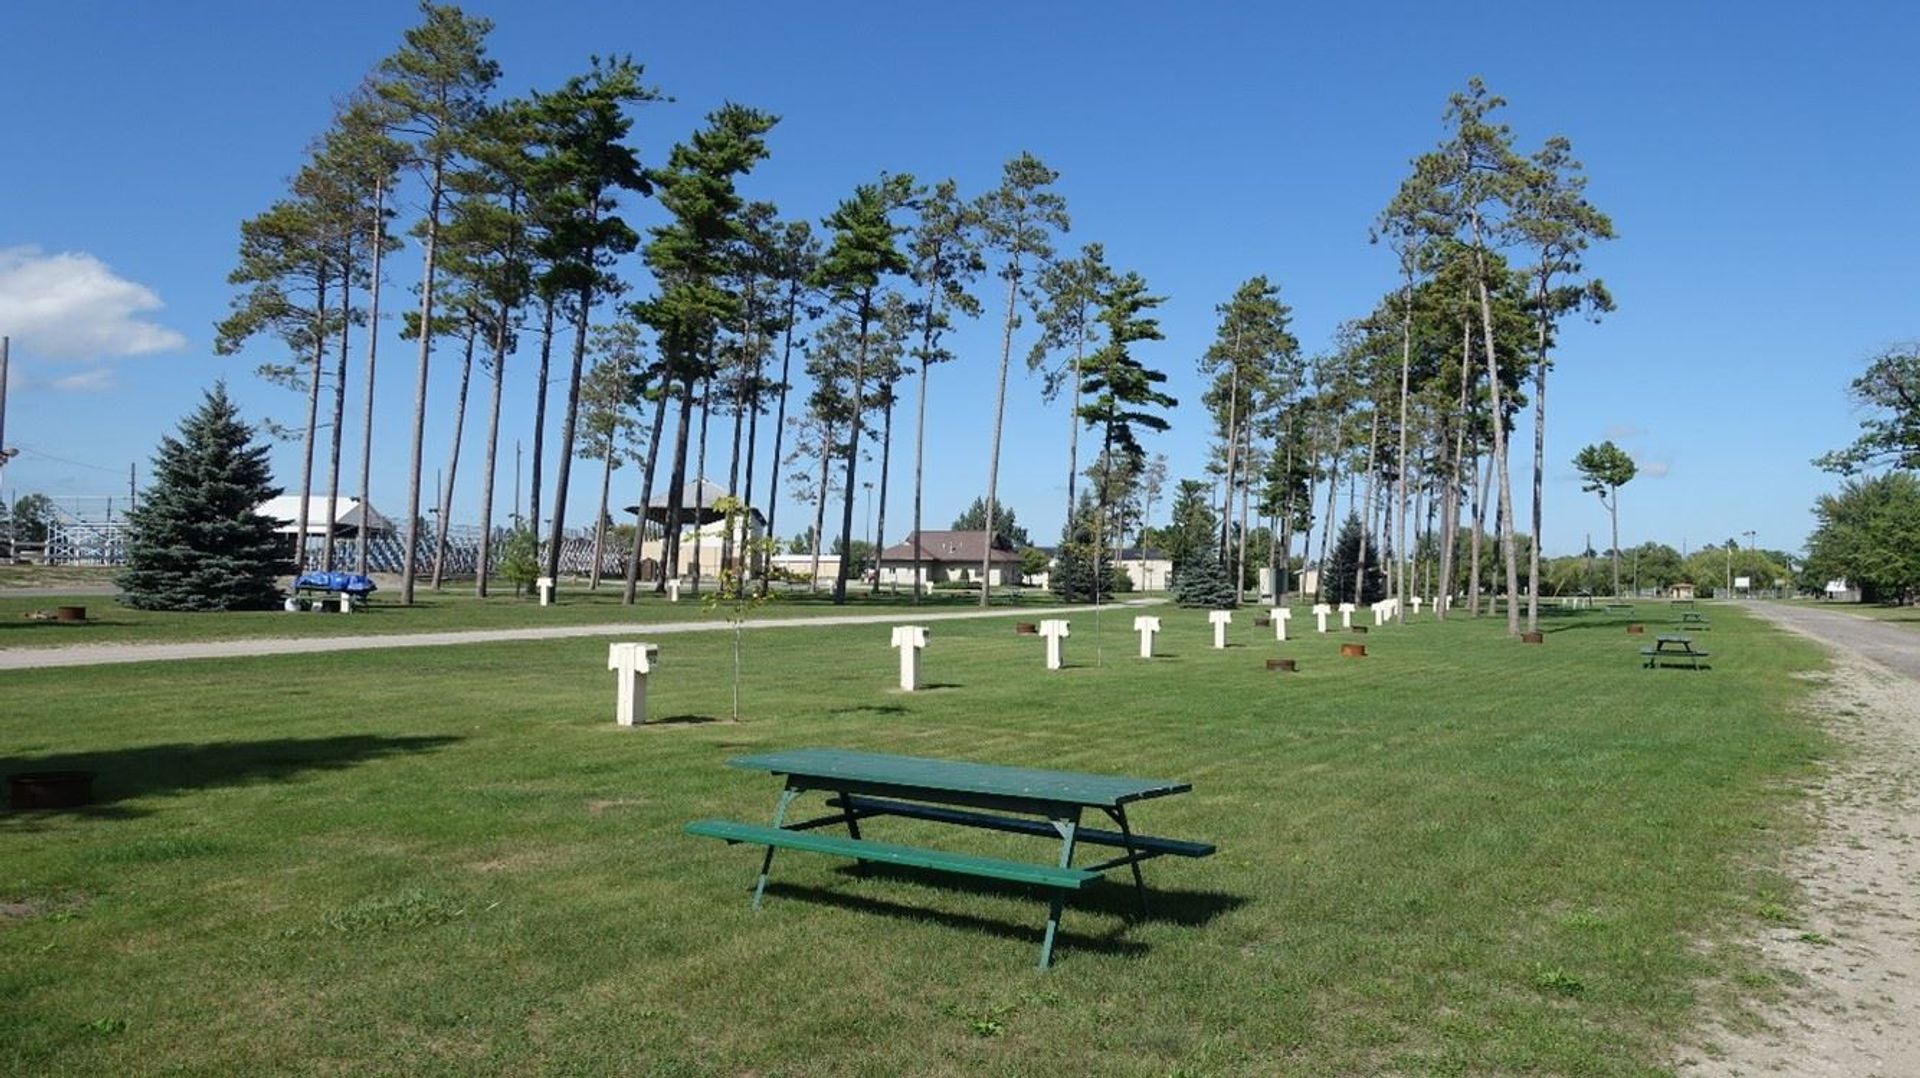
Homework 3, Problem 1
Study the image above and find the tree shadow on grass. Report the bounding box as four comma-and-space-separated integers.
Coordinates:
826, 704, 909, 718
1, 734, 460, 825
762, 866, 1245, 961
649, 714, 735, 726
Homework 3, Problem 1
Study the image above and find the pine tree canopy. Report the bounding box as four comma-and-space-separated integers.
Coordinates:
1323, 513, 1386, 605
1173, 538, 1238, 609
117, 384, 287, 611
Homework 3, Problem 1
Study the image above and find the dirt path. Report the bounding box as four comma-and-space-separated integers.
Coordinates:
0, 602, 1153, 671
1684, 602, 1920, 1077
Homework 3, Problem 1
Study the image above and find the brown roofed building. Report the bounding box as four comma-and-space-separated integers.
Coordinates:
877, 530, 1023, 589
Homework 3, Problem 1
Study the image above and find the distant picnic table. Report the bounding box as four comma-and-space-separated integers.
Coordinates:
1642, 634, 1710, 670
685, 747, 1215, 968
1675, 610, 1711, 630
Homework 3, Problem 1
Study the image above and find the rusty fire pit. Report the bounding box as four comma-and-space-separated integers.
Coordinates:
55, 606, 87, 622
1014, 622, 1038, 635
8, 771, 96, 810
1266, 658, 1297, 672
1340, 643, 1367, 659
1626, 624, 1645, 635
1521, 631, 1544, 644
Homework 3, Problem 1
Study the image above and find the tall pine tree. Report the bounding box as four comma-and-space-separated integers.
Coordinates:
119, 385, 285, 611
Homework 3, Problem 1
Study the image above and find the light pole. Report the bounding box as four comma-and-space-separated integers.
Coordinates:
862, 481, 874, 580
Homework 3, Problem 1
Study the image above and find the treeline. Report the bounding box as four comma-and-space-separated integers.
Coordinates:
1805, 343, 1920, 602
217, 7, 1616, 620
217, 2, 1192, 607
1116, 80, 1614, 628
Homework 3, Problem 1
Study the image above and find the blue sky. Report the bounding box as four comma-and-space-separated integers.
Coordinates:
2, 1, 1915, 557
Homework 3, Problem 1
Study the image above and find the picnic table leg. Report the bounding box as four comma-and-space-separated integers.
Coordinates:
752, 784, 802, 911
837, 787, 869, 872
1038, 810, 1082, 970
1105, 806, 1150, 918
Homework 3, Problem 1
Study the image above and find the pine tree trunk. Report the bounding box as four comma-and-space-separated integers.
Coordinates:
545, 272, 596, 585
476, 302, 509, 598
692, 377, 712, 593
871, 376, 895, 595
1219, 349, 1240, 563
527, 295, 556, 535
1315, 420, 1343, 603
590, 433, 615, 589
1438, 317, 1472, 617
1610, 486, 1622, 596
355, 176, 385, 579
401, 174, 444, 606
1355, 407, 1380, 601
622, 388, 670, 602
1064, 330, 1084, 536
431, 324, 476, 590
1527, 271, 1551, 631
741, 349, 766, 586
911, 349, 932, 603
832, 296, 873, 604
1469, 452, 1491, 615
1470, 223, 1521, 634
661, 377, 696, 592
323, 263, 350, 573
1278, 432, 1296, 606
980, 270, 1020, 605
723, 368, 746, 579
294, 266, 327, 573
1236, 418, 1252, 598
761, 289, 800, 597
1394, 274, 1414, 622
809, 422, 833, 593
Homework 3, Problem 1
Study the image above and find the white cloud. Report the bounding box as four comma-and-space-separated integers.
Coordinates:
1604, 424, 1646, 440
1638, 458, 1671, 479
49, 368, 117, 393
0, 246, 187, 361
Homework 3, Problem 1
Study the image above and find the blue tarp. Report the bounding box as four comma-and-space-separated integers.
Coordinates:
293, 572, 378, 598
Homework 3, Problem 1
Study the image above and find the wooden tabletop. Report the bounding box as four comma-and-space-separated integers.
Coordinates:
727, 748, 1191, 808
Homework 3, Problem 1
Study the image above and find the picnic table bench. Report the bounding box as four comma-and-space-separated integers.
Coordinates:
1675, 611, 1711, 630
1604, 602, 1634, 613
1641, 634, 1710, 670
684, 747, 1215, 968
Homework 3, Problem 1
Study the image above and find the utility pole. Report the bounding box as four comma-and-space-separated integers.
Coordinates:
0, 336, 10, 464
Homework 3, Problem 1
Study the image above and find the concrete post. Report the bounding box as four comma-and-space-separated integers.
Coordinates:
1039, 619, 1071, 670
890, 625, 929, 691
1133, 615, 1161, 658
607, 642, 660, 726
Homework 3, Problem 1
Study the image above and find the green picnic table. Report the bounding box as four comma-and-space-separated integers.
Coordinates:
685, 747, 1215, 968
1642, 634, 1710, 670
1676, 610, 1711, 630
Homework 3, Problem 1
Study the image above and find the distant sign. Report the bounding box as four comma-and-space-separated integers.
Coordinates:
1734, 576, 1751, 589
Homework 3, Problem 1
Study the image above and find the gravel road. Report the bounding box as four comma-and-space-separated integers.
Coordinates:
0, 603, 1142, 671
1683, 601, 1920, 1077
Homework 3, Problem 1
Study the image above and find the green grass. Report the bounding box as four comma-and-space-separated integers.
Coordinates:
1, 603, 1827, 1074
0, 565, 117, 589
0, 585, 1068, 650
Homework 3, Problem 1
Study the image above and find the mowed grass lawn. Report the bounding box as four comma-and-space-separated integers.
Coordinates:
2, 604, 1825, 1075
0, 586, 1064, 650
